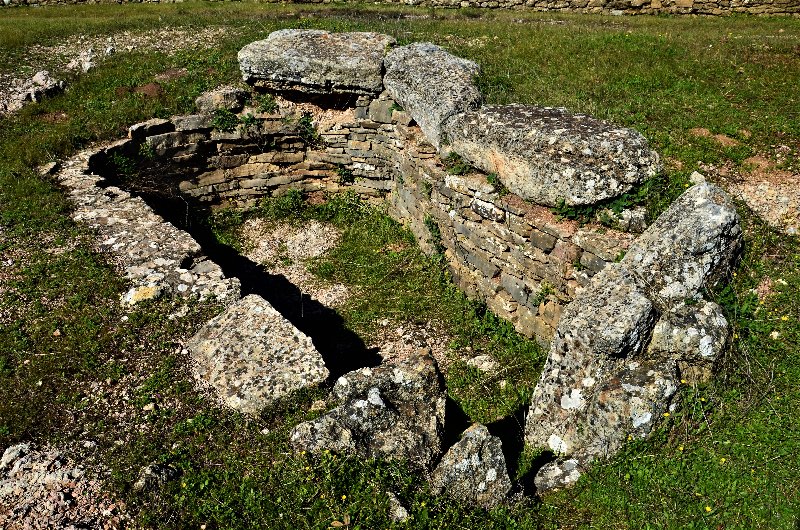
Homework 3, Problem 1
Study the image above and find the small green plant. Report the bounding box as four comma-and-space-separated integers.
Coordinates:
297, 112, 319, 146
486, 173, 509, 197
212, 109, 240, 132
138, 142, 156, 161
239, 112, 258, 129
423, 215, 445, 255
256, 93, 278, 114
442, 152, 471, 175
389, 102, 404, 112
336, 165, 356, 185
421, 180, 433, 199
530, 281, 553, 307
259, 188, 305, 220
110, 152, 136, 178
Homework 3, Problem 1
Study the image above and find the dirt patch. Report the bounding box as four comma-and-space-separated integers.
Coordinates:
133, 82, 163, 99
240, 219, 350, 308
370, 318, 453, 371
154, 67, 188, 83
689, 127, 741, 147
40, 111, 69, 123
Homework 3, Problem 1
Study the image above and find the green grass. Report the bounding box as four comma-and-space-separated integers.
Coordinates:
0, 3, 798, 529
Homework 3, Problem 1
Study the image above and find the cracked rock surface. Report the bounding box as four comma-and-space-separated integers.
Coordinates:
238, 29, 395, 96
186, 294, 329, 416
289, 350, 446, 469
430, 423, 511, 510
445, 104, 661, 207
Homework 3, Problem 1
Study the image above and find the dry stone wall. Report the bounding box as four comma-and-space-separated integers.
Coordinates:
2, 0, 798, 16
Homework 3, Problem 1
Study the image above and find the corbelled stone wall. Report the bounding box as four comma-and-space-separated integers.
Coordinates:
2, 0, 798, 16
92, 88, 636, 348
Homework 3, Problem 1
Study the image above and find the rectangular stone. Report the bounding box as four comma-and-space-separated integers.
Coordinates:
530, 228, 557, 252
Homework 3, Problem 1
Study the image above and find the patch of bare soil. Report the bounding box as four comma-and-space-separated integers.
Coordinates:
370, 318, 454, 371
689, 127, 741, 147
240, 219, 350, 308
0, 443, 133, 530
132, 82, 163, 99
703, 146, 799, 235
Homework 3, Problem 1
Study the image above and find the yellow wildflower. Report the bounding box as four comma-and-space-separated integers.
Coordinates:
705, 506, 712, 513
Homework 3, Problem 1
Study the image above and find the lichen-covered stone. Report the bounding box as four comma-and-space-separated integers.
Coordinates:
57, 145, 240, 305
444, 105, 661, 207
289, 351, 446, 469
622, 182, 742, 307
534, 458, 582, 492
384, 43, 482, 149
195, 86, 248, 114
430, 424, 511, 509
525, 264, 657, 457
238, 30, 395, 95
187, 294, 328, 416
647, 300, 729, 380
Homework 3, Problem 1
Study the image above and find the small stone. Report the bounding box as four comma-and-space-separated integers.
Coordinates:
387, 491, 409, 522
132, 464, 179, 493
466, 354, 498, 373
195, 86, 248, 114
430, 424, 511, 509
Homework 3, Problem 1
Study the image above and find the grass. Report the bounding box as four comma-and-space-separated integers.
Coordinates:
0, 3, 798, 528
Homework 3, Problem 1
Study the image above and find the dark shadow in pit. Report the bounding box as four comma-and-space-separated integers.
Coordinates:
166, 196, 382, 380
486, 405, 555, 497
90, 145, 382, 380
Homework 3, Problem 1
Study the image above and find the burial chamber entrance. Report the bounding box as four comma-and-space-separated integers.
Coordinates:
56, 29, 743, 503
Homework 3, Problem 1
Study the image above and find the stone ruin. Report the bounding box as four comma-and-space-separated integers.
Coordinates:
48, 29, 742, 507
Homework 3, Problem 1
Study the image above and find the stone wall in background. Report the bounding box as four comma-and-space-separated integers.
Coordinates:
2, 0, 798, 16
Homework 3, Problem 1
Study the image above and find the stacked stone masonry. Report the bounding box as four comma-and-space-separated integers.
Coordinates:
2, 0, 798, 16
91, 92, 638, 348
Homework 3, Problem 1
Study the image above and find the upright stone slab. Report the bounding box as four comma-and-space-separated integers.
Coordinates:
383, 43, 482, 149
444, 105, 661, 207
289, 351, 446, 469
430, 424, 512, 509
621, 182, 742, 307
238, 30, 395, 96
187, 294, 329, 415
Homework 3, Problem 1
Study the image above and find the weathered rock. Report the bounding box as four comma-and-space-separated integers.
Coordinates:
525, 264, 657, 457
0, 70, 64, 115
132, 464, 179, 492
187, 294, 328, 415
430, 423, 512, 509
387, 492, 410, 522
384, 43, 482, 149
289, 351, 446, 469
0, 443, 30, 471
195, 86, 248, 114
622, 182, 742, 307
444, 105, 661, 207
647, 300, 729, 381
238, 30, 395, 95
534, 458, 582, 492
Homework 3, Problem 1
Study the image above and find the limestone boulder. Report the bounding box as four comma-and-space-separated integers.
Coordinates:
622, 182, 742, 307
289, 351, 446, 469
444, 105, 661, 207
383, 43, 482, 149
186, 294, 329, 415
430, 424, 512, 509
238, 30, 395, 96
195, 86, 248, 114
525, 264, 658, 458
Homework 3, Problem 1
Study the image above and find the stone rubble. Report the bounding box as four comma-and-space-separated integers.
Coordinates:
0, 443, 132, 529
0, 70, 64, 115
289, 350, 446, 469
186, 294, 329, 415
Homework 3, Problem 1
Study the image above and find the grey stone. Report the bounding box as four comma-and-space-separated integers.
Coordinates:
289, 351, 446, 469
647, 300, 729, 370
534, 458, 582, 492
128, 118, 174, 140
1, 443, 30, 471
444, 105, 661, 207
173, 114, 214, 131
430, 423, 511, 509
384, 43, 482, 149
387, 491, 410, 522
525, 264, 657, 457
622, 183, 742, 308
132, 464, 179, 492
195, 86, 248, 114
187, 294, 328, 415
238, 30, 395, 95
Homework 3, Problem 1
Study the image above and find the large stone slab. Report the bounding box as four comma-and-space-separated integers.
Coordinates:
187, 294, 328, 415
430, 423, 512, 509
238, 30, 395, 96
524, 264, 658, 459
289, 351, 446, 469
384, 43, 482, 149
444, 104, 661, 207
622, 182, 742, 307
